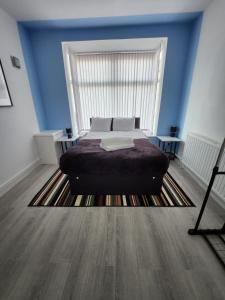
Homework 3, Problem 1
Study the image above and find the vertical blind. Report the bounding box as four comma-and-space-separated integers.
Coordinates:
70, 49, 162, 133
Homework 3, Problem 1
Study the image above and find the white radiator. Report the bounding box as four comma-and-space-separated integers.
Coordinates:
182, 133, 225, 200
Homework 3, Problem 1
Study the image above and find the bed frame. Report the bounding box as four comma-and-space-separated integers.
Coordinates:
67, 118, 166, 195
68, 173, 164, 195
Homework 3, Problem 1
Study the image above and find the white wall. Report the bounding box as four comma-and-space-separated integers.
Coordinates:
0, 7, 39, 195
181, 0, 225, 143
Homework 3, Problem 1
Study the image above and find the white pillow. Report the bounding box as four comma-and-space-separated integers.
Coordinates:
90, 117, 112, 132
113, 117, 135, 131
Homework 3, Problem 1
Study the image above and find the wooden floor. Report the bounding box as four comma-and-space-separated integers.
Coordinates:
0, 161, 225, 300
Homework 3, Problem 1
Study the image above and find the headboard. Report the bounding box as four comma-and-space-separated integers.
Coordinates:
134, 117, 140, 129
90, 117, 140, 129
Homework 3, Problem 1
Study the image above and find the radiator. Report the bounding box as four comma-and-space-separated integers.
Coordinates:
182, 133, 225, 200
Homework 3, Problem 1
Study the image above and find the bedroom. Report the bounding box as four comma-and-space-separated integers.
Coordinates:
0, 0, 225, 299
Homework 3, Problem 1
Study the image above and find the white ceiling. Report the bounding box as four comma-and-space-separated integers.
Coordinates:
0, 0, 212, 21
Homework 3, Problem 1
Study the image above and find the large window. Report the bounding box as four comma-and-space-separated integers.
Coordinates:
64, 40, 166, 135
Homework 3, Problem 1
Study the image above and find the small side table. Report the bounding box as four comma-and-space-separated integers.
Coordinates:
57, 136, 79, 153
157, 136, 182, 160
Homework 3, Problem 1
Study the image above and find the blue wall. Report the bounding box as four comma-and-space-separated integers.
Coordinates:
19, 13, 202, 135
18, 25, 47, 130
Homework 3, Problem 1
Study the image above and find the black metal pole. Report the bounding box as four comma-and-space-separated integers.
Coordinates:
188, 166, 218, 235
173, 142, 177, 160
170, 142, 173, 159
61, 142, 64, 154
221, 223, 225, 232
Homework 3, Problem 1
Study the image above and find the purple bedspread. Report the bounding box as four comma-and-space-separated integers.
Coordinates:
60, 139, 169, 176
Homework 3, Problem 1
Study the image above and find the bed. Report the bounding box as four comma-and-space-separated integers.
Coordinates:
60, 118, 169, 195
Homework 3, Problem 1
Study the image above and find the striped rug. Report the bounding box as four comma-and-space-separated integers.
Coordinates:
28, 169, 195, 207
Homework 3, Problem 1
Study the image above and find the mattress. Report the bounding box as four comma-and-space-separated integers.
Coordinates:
60, 138, 169, 177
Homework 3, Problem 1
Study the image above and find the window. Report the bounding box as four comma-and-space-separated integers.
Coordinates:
66, 42, 165, 135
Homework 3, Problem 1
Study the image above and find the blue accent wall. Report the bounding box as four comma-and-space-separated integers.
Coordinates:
18, 13, 202, 134
18, 25, 47, 130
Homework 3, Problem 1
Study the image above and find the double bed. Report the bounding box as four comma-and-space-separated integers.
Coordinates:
60, 118, 169, 195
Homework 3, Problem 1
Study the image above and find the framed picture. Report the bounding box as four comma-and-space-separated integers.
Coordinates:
0, 59, 13, 107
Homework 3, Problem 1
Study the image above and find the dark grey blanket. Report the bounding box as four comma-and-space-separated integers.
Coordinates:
60, 139, 169, 176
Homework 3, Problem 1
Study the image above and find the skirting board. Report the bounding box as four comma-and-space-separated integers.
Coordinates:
177, 155, 225, 211
0, 159, 40, 197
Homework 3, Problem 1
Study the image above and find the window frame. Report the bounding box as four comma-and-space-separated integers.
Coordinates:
62, 38, 167, 136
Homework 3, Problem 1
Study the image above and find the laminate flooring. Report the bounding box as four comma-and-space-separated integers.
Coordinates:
0, 161, 225, 300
